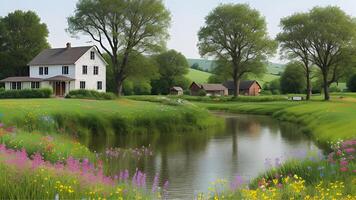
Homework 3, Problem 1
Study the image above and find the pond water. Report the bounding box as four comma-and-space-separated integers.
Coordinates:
88, 113, 323, 200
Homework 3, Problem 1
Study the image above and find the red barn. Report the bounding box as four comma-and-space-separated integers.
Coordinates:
223, 80, 262, 96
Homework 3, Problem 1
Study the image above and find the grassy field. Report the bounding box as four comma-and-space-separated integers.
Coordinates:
195, 96, 356, 144
186, 68, 212, 83
0, 98, 220, 138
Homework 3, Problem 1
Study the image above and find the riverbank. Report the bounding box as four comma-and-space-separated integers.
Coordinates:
0, 98, 221, 138
195, 99, 356, 145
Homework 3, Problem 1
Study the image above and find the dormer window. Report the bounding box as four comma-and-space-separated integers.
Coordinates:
62, 66, 69, 75
39, 67, 43, 75
90, 51, 95, 60
44, 67, 48, 75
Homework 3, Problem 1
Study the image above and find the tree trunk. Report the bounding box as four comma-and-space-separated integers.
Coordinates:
322, 70, 330, 101
233, 77, 240, 97
116, 73, 124, 96
306, 69, 312, 101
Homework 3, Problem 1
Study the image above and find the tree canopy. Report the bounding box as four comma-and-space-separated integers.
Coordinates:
67, 0, 171, 95
151, 50, 190, 95
277, 13, 313, 99
198, 3, 276, 96
0, 10, 49, 79
280, 62, 306, 94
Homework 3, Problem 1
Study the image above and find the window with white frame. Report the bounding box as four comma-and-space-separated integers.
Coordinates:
93, 66, 99, 75
44, 67, 48, 75
80, 81, 86, 89
97, 81, 102, 90
82, 65, 87, 74
62, 66, 69, 75
39, 67, 43, 75
11, 82, 21, 90
31, 82, 40, 89
90, 51, 95, 60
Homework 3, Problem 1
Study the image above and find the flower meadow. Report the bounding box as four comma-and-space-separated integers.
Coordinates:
0, 144, 169, 199
196, 139, 356, 200
0, 123, 168, 199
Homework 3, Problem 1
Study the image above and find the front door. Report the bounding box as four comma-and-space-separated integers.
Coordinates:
54, 82, 66, 96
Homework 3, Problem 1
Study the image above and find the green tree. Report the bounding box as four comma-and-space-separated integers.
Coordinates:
277, 13, 313, 100
0, 10, 49, 79
104, 52, 158, 94
280, 62, 306, 94
151, 50, 189, 95
347, 74, 356, 92
198, 4, 276, 96
263, 78, 281, 95
306, 6, 356, 100
68, 0, 171, 96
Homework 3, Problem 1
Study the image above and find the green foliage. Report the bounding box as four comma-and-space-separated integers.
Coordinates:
280, 62, 306, 94
198, 90, 207, 96
198, 3, 277, 96
65, 90, 116, 100
0, 10, 49, 79
104, 52, 158, 94
263, 79, 281, 94
186, 68, 211, 83
151, 50, 190, 94
0, 88, 52, 98
347, 74, 356, 92
68, 0, 171, 95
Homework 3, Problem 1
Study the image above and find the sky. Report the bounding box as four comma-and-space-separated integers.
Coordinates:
1, 0, 356, 63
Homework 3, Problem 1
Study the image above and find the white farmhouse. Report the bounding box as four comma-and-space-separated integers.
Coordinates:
0, 43, 107, 96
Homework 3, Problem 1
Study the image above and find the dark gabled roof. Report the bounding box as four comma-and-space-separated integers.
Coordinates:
171, 87, 183, 91
0, 77, 43, 82
28, 46, 93, 66
43, 75, 75, 81
223, 80, 261, 90
200, 83, 227, 91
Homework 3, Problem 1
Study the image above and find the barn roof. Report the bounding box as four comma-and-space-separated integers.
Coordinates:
223, 80, 261, 90
28, 46, 93, 66
200, 83, 227, 91
171, 87, 183, 91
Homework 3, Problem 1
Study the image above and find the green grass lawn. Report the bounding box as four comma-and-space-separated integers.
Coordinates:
0, 98, 219, 137
195, 96, 356, 144
186, 68, 212, 83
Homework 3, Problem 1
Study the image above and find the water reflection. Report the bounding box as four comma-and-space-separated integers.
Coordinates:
86, 113, 322, 199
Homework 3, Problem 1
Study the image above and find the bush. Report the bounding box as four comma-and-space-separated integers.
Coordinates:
0, 88, 52, 98
347, 74, 356, 92
65, 90, 116, 100
198, 90, 207, 96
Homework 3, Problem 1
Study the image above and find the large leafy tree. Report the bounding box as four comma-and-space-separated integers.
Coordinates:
277, 13, 313, 100
280, 61, 306, 94
0, 10, 49, 79
104, 52, 158, 94
68, 0, 171, 95
198, 4, 276, 96
151, 50, 190, 95
306, 6, 356, 100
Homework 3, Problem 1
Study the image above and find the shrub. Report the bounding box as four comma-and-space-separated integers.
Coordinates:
65, 90, 116, 100
198, 90, 207, 96
0, 88, 52, 98
347, 74, 356, 92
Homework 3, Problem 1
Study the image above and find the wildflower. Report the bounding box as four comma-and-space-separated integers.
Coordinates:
340, 167, 348, 172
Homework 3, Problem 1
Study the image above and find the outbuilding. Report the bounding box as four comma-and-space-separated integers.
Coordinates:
170, 87, 183, 95
223, 80, 262, 96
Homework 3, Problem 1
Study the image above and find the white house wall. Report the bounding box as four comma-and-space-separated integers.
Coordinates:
29, 65, 76, 79
74, 47, 106, 92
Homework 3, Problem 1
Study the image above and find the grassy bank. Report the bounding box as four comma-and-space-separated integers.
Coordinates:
196, 99, 356, 144
0, 98, 221, 138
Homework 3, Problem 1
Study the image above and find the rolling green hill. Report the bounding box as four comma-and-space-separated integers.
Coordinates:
186, 68, 212, 83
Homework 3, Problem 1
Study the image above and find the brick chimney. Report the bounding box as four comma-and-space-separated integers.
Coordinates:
66, 42, 71, 49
